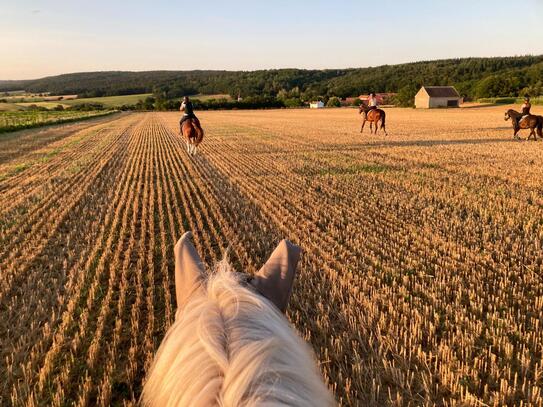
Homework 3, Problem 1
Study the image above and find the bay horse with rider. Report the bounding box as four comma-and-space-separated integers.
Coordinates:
504, 96, 542, 140
179, 96, 204, 155
359, 93, 388, 135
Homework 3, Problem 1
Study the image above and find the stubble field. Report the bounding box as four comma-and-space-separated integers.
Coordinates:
1, 105, 542, 406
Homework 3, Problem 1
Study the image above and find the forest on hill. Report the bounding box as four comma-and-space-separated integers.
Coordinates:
1, 55, 542, 106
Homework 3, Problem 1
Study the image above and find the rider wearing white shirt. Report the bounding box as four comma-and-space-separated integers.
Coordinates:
367, 93, 378, 109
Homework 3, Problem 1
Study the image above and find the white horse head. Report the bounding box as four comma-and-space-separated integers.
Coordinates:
142, 232, 334, 406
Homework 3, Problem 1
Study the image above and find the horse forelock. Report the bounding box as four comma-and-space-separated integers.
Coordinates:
142, 261, 333, 407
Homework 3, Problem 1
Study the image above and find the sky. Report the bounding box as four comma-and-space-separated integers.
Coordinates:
1, 0, 543, 80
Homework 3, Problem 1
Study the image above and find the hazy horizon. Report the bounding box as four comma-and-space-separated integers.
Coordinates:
2, 0, 543, 80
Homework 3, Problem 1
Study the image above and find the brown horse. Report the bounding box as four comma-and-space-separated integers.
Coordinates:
504, 109, 543, 140
180, 118, 204, 155
359, 105, 387, 135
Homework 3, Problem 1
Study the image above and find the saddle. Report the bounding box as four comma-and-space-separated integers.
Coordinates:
364, 107, 378, 118
518, 114, 533, 127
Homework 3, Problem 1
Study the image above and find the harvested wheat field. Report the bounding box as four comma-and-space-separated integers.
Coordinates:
1, 105, 543, 406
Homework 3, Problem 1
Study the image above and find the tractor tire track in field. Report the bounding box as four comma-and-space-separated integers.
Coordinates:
0, 116, 142, 306
1, 115, 145, 405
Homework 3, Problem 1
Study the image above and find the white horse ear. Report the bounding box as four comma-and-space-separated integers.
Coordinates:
174, 232, 205, 309
250, 240, 301, 313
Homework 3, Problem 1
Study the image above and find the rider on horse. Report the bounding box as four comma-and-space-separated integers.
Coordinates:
361, 92, 378, 119
179, 96, 201, 136
519, 95, 531, 126
367, 93, 378, 110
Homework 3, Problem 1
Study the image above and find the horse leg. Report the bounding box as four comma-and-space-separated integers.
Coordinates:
360, 119, 365, 133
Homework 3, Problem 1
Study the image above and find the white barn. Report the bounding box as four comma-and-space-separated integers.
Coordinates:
309, 101, 324, 109
415, 86, 462, 108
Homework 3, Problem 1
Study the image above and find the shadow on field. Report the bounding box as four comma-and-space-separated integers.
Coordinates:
460, 103, 501, 109
363, 137, 515, 148
312, 137, 516, 152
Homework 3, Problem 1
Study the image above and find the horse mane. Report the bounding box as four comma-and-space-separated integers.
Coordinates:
141, 260, 333, 407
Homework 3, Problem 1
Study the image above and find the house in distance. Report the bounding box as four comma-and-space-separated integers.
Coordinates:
415, 86, 462, 108
309, 101, 325, 109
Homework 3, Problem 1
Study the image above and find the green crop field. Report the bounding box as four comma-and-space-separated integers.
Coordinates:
0, 110, 117, 133
191, 93, 231, 101
9, 93, 230, 110
0, 103, 25, 112
59, 93, 152, 107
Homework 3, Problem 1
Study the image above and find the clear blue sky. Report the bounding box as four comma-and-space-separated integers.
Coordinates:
1, 0, 542, 79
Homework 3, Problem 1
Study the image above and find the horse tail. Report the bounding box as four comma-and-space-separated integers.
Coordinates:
538, 117, 543, 138
195, 125, 204, 145
194, 121, 204, 145
380, 110, 386, 129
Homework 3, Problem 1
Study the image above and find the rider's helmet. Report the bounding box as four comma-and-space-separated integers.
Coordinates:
524, 95, 530, 102
370, 92, 376, 97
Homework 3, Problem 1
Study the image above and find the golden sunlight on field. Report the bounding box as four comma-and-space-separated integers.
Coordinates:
1, 105, 543, 406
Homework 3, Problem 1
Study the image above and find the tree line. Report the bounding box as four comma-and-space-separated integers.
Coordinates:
1, 55, 542, 107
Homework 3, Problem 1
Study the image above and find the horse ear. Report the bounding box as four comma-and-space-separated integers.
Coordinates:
174, 232, 205, 309
250, 240, 301, 313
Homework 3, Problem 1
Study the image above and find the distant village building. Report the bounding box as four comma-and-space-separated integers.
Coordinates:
310, 101, 324, 109
415, 86, 462, 108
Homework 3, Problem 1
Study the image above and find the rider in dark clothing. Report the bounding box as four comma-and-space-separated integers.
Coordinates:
521, 96, 531, 115
519, 95, 532, 126
179, 96, 201, 135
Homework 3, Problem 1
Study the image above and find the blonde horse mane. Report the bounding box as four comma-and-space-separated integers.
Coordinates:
142, 257, 333, 406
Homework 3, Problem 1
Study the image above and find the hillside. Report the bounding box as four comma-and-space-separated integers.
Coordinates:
1, 55, 542, 101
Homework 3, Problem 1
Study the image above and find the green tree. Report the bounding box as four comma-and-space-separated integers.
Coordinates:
326, 97, 341, 107
284, 98, 303, 108
144, 96, 156, 110
395, 85, 418, 107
